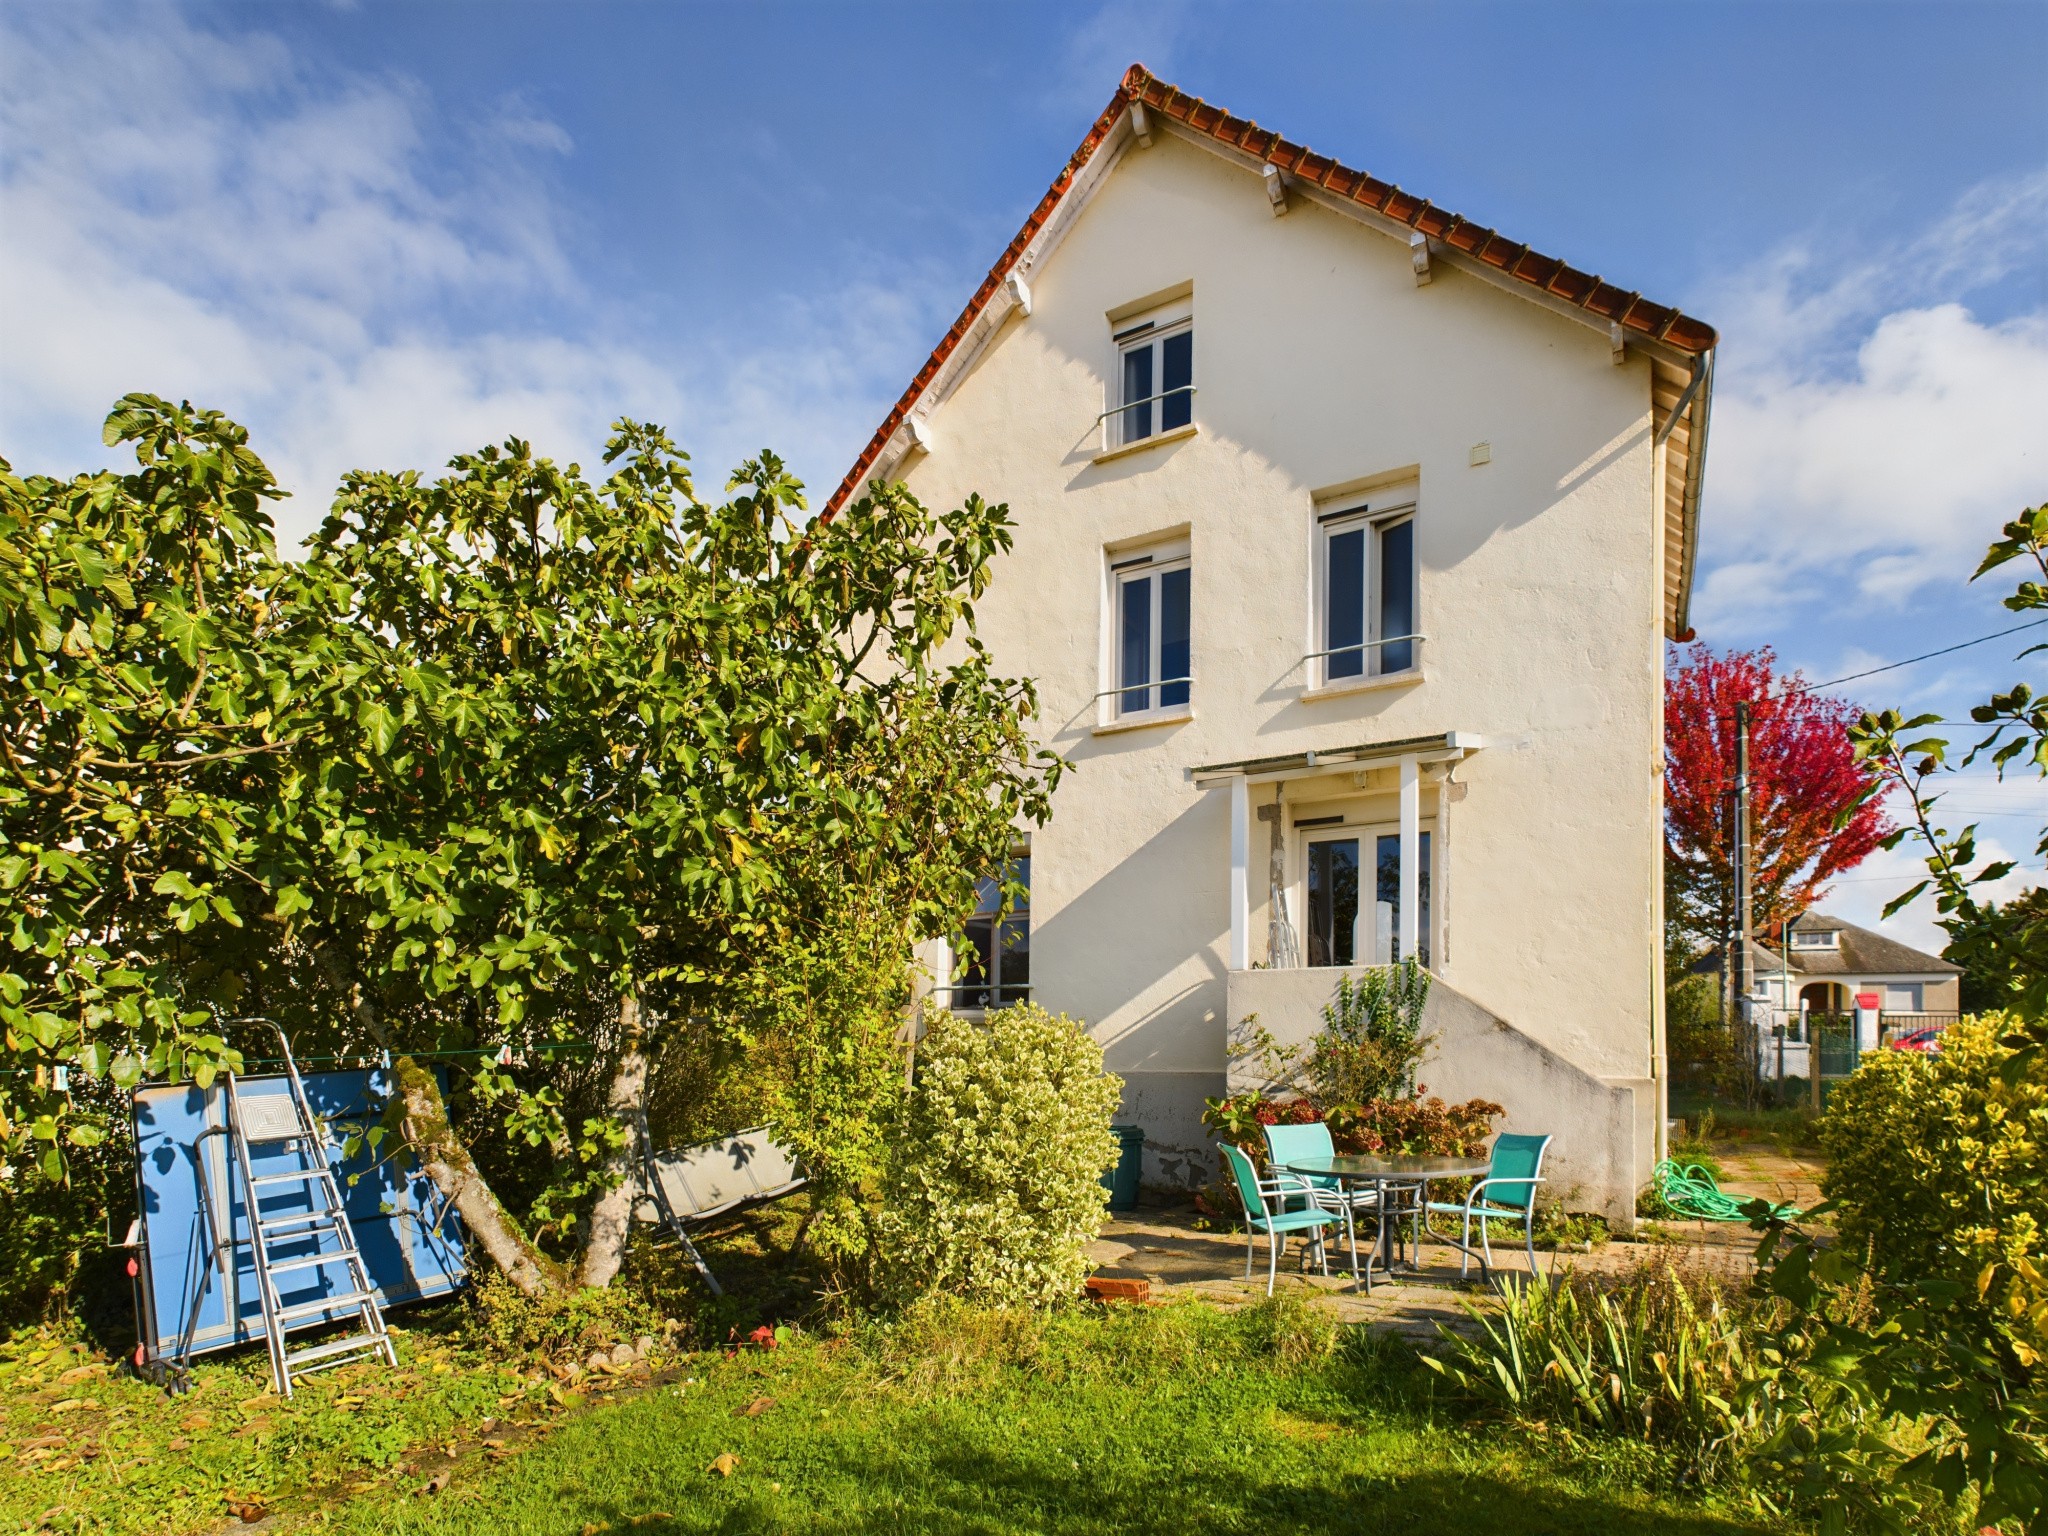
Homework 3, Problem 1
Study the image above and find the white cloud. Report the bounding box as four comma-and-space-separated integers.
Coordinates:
1691, 171, 2048, 634
0, 5, 952, 546
1717, 170, 2048, 382
0, 7, 648, 542
1701, 303, 2048, 625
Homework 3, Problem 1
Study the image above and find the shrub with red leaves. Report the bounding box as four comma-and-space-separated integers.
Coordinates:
1326, 1091, 1502, 1158
1202, 1086, 1500, 1168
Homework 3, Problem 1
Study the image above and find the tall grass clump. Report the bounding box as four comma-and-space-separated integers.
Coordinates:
1422, 1263, 1760, 1486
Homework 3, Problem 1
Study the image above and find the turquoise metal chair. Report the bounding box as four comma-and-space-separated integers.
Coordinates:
1263, 1121, 1385, 1287
1424, 1132, 1551, 1279
1220, 1142, 1338, 1296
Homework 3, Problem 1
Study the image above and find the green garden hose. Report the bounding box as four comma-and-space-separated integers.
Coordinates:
1652, 1159, 1801, 1223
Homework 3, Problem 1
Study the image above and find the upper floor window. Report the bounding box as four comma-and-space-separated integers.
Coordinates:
1318, 502, 1417, 684
1112, 547, 1191, 718
1111, 313, 1193, 448
1790, 928, 1839, 950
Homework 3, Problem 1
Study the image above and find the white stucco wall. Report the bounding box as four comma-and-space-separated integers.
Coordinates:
896, 130, 1668, 1207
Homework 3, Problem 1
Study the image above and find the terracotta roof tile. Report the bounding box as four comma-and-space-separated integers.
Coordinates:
824, 63, 1716, 519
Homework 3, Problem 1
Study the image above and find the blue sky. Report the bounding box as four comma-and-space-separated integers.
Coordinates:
2, 0, 2044, 949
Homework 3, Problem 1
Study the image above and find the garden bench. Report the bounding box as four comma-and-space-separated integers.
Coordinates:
634, 1125, 805, 1296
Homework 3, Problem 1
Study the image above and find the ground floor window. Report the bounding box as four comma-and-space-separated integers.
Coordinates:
952, 851, 1031, 1010
1305, 830, 1429, 968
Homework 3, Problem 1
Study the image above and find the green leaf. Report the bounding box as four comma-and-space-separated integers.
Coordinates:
65, 1123, 105, 1148
357, 699, 398, 755
1880, 882, 1929, 919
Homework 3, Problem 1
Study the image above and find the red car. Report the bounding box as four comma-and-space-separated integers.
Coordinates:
1886, 1027, 1945, 1054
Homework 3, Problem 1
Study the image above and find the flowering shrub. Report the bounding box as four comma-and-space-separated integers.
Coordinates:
874, 1005, 1123, 1309
1327, 1090, 1501, 1158
1820, 1012, 2045, 1300
1203, 1087, 1499, 1162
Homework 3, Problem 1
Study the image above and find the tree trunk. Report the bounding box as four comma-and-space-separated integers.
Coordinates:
392, 1054, 567, 1297
576, 990, 653, 1289
313, 940, 566, 1297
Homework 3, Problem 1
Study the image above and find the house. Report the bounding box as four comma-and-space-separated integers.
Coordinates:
838, 66, 1717, 1226
1700, 912, 1963, 1075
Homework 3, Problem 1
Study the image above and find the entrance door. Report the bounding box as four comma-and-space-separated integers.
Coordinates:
1304, 827, 1430, 967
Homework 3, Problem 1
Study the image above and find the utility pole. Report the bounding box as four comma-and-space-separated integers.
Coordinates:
1732, 701, 1755, 1097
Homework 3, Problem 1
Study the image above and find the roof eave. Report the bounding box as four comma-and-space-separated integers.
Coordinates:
1671, 351, 1715, 638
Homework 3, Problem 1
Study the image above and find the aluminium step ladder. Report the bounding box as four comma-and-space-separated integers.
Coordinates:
224, 1024, 398, 1397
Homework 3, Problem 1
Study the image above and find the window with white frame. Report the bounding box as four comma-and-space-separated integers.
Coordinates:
1110, 545, 1191, 718
1300, 821, 1431, 968
947, 848, 1030, 1012
1317, 501, 1417, 684
1790, 928, 1839, 950
1110, 310, 1193, 448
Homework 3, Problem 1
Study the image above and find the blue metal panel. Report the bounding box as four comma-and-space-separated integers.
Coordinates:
132, 1069, 467, 1364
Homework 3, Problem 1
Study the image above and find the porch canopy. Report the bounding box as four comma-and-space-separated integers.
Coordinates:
1187, 731, 1485, 972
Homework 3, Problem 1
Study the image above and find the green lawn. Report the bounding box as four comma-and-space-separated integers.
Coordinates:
2, 1208, 1798, 1536
0, 1311, 543, 1535
312, 1301, 1783, 1536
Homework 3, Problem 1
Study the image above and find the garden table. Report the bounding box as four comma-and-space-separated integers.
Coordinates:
1281, 1154, 1493, 1288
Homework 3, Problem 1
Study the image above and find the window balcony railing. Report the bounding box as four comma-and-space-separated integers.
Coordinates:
1303, 634, 1425, 681
1094, 385, 1199, 426
926, 985, 1033, 1013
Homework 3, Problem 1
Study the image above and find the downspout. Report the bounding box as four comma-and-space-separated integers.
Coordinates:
1652, 346, 1713, 1159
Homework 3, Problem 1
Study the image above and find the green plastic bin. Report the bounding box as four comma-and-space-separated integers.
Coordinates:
1104, 1124, 1145, 1212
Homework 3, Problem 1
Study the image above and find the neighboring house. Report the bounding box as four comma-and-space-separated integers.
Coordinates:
836, 66, 1717, 1225
1697, 912, 1963, 1074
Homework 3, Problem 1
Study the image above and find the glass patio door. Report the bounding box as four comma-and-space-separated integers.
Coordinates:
1304, 833, 1361, 967
1305, 827, 1430, 968
1373, 831, 1430, 968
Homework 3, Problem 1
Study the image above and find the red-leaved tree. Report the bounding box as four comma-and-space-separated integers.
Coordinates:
1665, 644, 1893, 948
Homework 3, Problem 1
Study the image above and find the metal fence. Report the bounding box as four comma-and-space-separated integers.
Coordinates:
1875, 1012, 1960, 1045
1752, 1010, 1962, 1108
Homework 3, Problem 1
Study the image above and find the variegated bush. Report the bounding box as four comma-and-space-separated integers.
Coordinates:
877, 1005, 1122, 1308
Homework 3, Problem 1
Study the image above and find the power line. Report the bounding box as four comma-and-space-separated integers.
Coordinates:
1794, 617, 2048, 695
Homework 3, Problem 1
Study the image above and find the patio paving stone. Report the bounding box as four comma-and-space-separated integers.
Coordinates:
1088, 1145, 1823, 1337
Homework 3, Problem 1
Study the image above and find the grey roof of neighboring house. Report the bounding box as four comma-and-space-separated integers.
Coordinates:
1689, 911, 1961, 979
